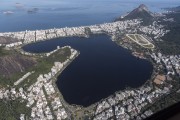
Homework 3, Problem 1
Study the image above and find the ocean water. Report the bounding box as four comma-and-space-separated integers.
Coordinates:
0, 0, 180, 32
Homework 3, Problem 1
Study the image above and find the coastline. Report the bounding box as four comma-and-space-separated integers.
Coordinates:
18, 32, 156, 119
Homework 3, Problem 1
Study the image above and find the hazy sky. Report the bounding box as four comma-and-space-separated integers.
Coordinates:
0, 0, 179, 11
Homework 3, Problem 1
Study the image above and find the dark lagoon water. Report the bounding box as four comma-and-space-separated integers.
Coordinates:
23, 34, 153, 106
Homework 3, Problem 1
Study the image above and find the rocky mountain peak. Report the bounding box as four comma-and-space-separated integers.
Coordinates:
137, 4, 149, 12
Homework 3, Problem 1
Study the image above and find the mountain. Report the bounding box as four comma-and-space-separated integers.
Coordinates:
0, 55, 36, 78
0, 36, 19, 44
116, 4, 154, 25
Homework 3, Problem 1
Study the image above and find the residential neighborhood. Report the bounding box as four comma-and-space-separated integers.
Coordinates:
0, 46, 78, 120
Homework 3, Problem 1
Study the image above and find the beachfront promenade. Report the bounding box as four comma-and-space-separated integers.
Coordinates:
0, 19, 141, 47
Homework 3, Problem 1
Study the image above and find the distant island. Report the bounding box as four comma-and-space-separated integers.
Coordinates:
3, 11, 14, 15
27, 8, 39, 14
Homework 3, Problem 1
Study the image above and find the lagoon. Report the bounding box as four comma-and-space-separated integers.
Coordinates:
23, 34, 153, 106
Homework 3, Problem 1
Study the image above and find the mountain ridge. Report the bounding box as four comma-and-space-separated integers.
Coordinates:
115, 4, 154, 25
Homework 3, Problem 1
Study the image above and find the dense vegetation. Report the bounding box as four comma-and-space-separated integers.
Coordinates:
17, 47, 71, 89
0, 47, 71, 119
157, 12, 180, 55
0, 47, 10, 56
0, 49, 37, 86
0, 47, 71, 87
0, 98, 31, 120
